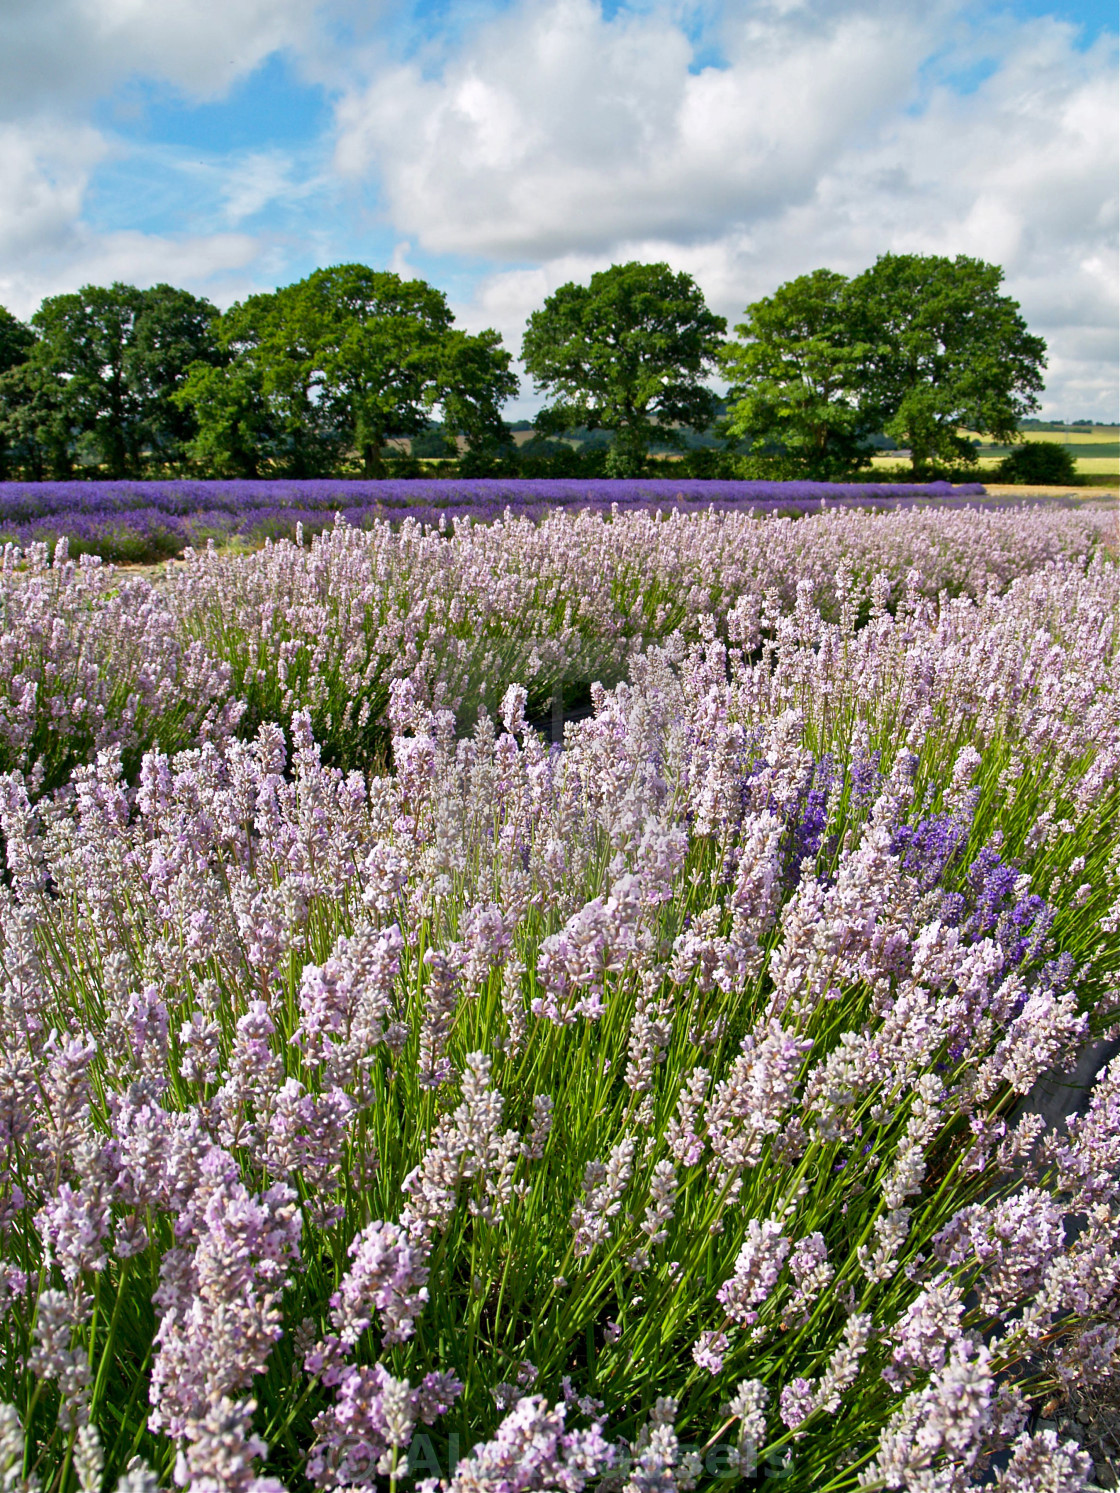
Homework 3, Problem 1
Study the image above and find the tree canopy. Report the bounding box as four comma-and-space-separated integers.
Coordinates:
0, 306, 34, 376
722, 255, 1048, 477
719, 269, 875, 480
521, 262, 727, 476
847, 253, 1046, 474
177, 267, 518, 478
0, 255, 1056, 482
23, 283, 221, 478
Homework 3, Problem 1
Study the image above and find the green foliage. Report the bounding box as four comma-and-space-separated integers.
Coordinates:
172, 360, 279, 478
521, 262, 726, 477
176, 266, 517, 478
28, 282, 222, 478
458, 438, 610, 479
410, 425, 459, 459
996, 440, 1078, 485
124, 282, 224, 464
847, 253, 1047, 475
721, 256, 1048, 482
0, 304, 34, 375
720, 270, 876, 479
436, 326, 519, 452
0, 362, 73, 479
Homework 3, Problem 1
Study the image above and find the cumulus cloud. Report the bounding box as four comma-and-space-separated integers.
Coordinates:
334, 0, 944, 258
0, 0, 336, 316
0, 0, 320, 117
0, 120, 107, 262
0, 0, 1115, 417
341, 0, 1115, 416
0, 219, 267, 320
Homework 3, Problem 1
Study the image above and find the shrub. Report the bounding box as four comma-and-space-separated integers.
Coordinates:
995, 441, 1078, 485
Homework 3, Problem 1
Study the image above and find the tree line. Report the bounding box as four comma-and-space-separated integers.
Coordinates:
0, 253, 1047, 482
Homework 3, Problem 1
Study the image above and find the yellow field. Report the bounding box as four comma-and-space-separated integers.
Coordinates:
868, 429, 1119, 479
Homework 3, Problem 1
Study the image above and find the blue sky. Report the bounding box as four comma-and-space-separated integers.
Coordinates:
0, 0, 1116, 417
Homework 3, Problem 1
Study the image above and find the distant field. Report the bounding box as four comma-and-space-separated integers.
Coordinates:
868, 426, 1119, 479
1015, 427, 1120, 444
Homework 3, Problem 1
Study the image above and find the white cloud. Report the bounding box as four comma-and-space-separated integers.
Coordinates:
0, 0, 332, 318
0, 119, 107, 261
0, 0, 320, 117
347, 0, 1116, 417
0, 0, 1114, 418
334, 0, 942, 258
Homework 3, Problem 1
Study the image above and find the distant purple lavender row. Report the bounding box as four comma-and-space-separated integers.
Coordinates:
0, 475, 997, 560
0, 477, 987, 521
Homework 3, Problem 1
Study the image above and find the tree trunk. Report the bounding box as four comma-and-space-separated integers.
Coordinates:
362, 440, 385, 478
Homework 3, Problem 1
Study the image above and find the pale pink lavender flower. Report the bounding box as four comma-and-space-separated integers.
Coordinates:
330, 1220, 431, 1350
35, 1169, 110, 1285
174, 1396, 284, 1493
871, 1340, 995, 1486
401, 1052, 525, 1233
883, 1277, 966, 1389
727, 1378, 769, 1457
994, 1430, 1093, 1492
786, 1232, 833, 1321
421, 1395, 614, 1493
307, 1364, 460, 1489
624, 1397, 701, 1493
27, 1287, 92, 1430
778, 1378, 814, 1431
692, 1330, 729, 1375
665, 1067, 709, 1167
706, 1021, 812, 1176
148, 1165, 301, 1438
716, 1217, 790, 1329
569, 1136, 636, 1258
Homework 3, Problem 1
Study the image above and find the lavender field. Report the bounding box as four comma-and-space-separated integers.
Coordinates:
0, 478, 995, 562
0, 503, 1117, 1493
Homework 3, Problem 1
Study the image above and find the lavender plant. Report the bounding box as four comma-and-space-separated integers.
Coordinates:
0, 505, 1108, 793
162, 504, 1111, 769
0, 550, 1116, 1491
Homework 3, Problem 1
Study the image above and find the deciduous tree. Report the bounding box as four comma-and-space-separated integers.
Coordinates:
848, 253, 1046, 475
0, 364, 73, 479
180, 266, 517, 477
720, 269, 875, 480
0, 306, 33, 375
29, 283, 221, 476
521, 262, 726, 477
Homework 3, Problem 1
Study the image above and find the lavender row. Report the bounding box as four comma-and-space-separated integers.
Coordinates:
0, 503, 1111, 795
0, 476, 988, 518
0, 552, 1115, 1489
0, 477, 1002, 562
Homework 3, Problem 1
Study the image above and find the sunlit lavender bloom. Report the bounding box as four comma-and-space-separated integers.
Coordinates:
716, 1217, 790, 1328
417, 949, 460, 1089
570, 1136, 636, 1258
778, 1379, 814, 1431
727, 1378, 769, 1450
174, 1396, 284, 1493
1049, 1053, 1120, 1208
883, 1277, 965, 1389
990, 1430, 1091, 1492
35, 1173, 110, 1283
307, 1363, 460, 1489
28, 1287, 92, 1430
691, 1330, 729, 1375
148, 1170, 301, 1437
422, 1395, 614, 1493
786, 1232, 833, 1320
625, 1397, 701, 1493
330, 1220, 431, 1349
